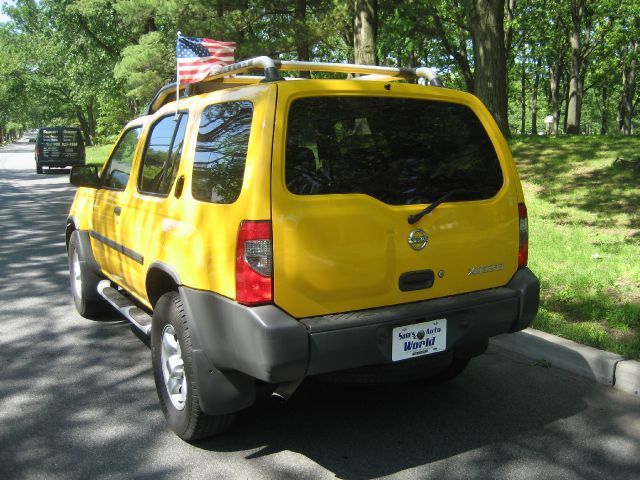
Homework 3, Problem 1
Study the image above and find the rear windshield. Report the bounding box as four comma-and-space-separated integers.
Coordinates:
39, 128, 83, 147
285, 97, 503, 205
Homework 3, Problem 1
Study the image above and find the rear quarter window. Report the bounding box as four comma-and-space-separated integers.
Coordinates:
285, 96, 503, 205
191, 101, 253, 204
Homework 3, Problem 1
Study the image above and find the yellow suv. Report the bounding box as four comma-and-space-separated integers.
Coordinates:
67, 57, 539, 441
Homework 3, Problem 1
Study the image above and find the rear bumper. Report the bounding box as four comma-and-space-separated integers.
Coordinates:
180, 268, 539, 383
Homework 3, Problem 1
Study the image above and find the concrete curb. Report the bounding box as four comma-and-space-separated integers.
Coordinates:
490, 328, 639, 397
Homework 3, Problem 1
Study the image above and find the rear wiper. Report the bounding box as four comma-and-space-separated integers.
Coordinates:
408, 189, 462, 225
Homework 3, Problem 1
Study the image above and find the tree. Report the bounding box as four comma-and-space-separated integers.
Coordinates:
464, 0, 510, 137
565, 0, 594, 134
611, 0, 640, 135
353, 0, 377, 65
1, 0, 638, 140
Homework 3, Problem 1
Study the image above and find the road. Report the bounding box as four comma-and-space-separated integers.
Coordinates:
1, 142, 639, 480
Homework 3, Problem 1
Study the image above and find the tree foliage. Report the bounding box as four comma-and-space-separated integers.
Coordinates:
0, 0, 638, 142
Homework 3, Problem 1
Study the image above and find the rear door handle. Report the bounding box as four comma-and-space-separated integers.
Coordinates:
399, 270, 435, 291
114, 206, 122, 216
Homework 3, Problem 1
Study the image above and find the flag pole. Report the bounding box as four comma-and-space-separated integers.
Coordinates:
175, 31, 181, 119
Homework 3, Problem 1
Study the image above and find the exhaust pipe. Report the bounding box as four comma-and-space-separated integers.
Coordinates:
272, 378, 304, 402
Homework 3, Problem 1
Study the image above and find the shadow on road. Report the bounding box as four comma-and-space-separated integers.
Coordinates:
0, 168, 177, 478
0, 167, 638, 479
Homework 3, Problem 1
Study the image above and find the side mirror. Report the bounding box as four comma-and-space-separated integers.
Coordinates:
70, 165, 101, 188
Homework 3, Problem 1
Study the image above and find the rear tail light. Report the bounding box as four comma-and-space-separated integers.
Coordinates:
518, 203, 529, 268
236, 220, 273, 305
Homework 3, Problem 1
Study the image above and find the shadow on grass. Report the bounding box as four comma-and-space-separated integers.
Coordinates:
512, 137, 640, 231
535, 293, 640, 358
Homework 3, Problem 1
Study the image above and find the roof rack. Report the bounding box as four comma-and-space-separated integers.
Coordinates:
144, 56, 443, 116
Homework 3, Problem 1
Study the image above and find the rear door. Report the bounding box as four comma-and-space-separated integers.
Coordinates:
116, 112, 190, 301
271, 83, 522, 318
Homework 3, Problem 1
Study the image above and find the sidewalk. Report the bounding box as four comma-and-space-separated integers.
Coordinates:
491, 328, 639, 396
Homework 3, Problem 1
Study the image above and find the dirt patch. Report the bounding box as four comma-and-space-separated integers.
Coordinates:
605, 326, 637, 342
597, 227, 639, 237
521, 181, 542, 194
615, 278, 640, 303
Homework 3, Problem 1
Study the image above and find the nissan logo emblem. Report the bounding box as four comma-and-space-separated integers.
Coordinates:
408, 229, 429, 251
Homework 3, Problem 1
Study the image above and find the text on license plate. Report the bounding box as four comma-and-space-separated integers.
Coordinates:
392, 319, 447, 361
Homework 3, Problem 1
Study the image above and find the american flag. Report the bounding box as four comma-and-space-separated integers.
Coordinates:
176, 36, 236, 84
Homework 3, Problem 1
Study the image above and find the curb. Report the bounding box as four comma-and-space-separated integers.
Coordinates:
490, 328, 639, 397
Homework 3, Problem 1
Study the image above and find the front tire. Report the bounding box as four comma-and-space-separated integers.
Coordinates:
68, 231, 108, 318
151, 292, 235, 441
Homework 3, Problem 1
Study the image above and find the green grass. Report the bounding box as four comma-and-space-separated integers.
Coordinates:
85, 144, 113, 166
511, 136, 640, 359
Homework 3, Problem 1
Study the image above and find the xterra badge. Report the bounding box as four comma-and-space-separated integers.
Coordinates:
468, 263, 504, 275
408, 229, 429, 251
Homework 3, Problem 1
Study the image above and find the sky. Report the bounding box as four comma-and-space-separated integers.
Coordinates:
0, 0, 14, 23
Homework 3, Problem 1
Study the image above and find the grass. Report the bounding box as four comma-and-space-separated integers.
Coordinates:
85, 144, 112, 166
511, 135, 640, 359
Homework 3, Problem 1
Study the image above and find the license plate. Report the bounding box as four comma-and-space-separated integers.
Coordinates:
392, 319, 447, 361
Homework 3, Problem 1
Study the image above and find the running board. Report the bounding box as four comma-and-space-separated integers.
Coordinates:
98, 280, 152, 336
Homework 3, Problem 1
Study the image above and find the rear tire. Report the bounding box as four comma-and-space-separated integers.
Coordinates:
36, 163, 43, 174
151, 292, 236, 441
68, 231, 108, 318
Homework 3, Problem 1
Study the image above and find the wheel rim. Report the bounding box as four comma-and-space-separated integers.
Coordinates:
160, 324, 187, 411
72, 250, 82, 299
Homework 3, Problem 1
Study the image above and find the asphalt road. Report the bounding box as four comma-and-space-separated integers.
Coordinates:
1, 142, 639, 480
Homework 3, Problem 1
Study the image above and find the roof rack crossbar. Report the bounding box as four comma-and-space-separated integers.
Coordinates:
205, 56, 443, 86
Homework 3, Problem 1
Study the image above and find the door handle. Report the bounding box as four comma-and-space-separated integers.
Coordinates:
114, 206, 122, 216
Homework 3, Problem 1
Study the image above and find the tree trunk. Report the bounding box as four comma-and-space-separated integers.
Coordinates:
549, 61, 562, 135
464, 0, 509, 137
617, 90, 624, 133
599, 86, 608, 135
566, 0, 590, 135
520, 61, 526, 134
87, 98, 97, 145
504, 0, 516, 58
295, 0, 310, 78
566, 33, 581, 133
431, 11, 474, 93
353, 0, 377, 65
76, 107, 92, 147
621, 39, 638, 135
531, 60, 540, 135
563, 73, 570, 133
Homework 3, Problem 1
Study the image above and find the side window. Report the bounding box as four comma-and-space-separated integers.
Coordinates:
139, 113, 188, 196
192, 101, 253, 204
102, 127, 142, 190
